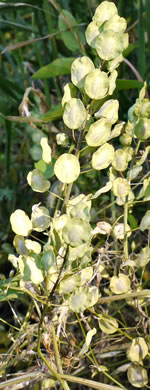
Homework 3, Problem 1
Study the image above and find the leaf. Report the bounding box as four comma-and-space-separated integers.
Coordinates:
62, 217, 91, 247
68, 243, 92, 262
32, 57, 75, 79
116, 79, 144, 91
0, 289, 23, 302
35, 159, 54, 179
58, 10, 85, 52
137, 0, 146, 78
10, 210, 32, 236
127, 338, 148, 363
54, 153, 80, 183
0, 187, 14, 201
40, 104, 64, 122
128, 214, 138, 230
145, 0, 150, 54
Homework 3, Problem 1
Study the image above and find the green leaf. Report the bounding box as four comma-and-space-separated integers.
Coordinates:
145, 0, 150, 54
58, 10, 85, 52
116, 79, 144, 91
128, 214, 138, 230
137, 0, 146, 78
32, 57, 75, 79
40, 104, 64, 122
0, 289, 23, 302
35, 159, 54, 179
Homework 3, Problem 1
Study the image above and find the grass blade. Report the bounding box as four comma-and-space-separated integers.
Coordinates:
137, 0, 146, 78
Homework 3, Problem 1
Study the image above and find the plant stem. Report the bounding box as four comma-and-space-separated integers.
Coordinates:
124, 200, 129, 261
52, 325, 70, 389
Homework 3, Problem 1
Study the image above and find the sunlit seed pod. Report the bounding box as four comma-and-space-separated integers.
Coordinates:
85, 69, 109, 100
71, 56, 95, 89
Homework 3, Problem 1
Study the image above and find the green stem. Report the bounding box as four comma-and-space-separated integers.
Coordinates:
124, 200, 129, 261
5, 120, 11, 176
52, 325, 70, 390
